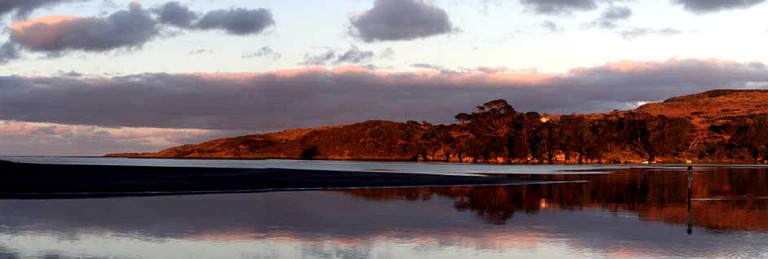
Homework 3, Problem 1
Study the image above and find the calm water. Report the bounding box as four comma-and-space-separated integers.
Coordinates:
0, 156, 627, 175
0, 158, 767, 258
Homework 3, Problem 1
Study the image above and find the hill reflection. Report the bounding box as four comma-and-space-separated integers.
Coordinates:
342, 166, 768, 230
0, 166, 766, 258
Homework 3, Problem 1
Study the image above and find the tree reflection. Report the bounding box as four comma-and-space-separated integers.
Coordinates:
341, 167, 768, 231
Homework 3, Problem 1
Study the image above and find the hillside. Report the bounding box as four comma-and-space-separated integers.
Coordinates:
634, 89, 768, 128
109, 89, 768, 163
110, 120, 422, 160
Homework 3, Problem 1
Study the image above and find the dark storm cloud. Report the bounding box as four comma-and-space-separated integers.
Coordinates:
2, 59, 768, 131
521, 0, 598, 14
590, 6, 631, 29
0, 0, 74, 18
673, 0, 766, 13
8, 3, 158, 52
350, 0, 454, 42
197, 8, 275, 35
154, 1, 198, 28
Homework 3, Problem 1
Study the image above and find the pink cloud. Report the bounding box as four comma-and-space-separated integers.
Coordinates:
7, 3, 158, 52
9, 16, 84, 50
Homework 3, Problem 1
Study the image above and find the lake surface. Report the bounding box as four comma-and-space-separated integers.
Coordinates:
0, 158, 767, 258
1, 156, 628, 175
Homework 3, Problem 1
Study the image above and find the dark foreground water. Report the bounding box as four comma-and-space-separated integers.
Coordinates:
0, 159, 766, 258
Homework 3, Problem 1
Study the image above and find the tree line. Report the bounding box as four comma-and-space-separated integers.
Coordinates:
397, 99, 768, 164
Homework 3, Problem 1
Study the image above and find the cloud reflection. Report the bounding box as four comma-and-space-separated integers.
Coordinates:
0, 166, 766, 258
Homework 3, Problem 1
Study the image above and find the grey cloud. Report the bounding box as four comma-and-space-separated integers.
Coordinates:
619, 27, 683, 39
155, 1, 198, 28
673, 0, 765, 13
301, 46, 375, 66
99, 0, 119, 10
350, 0, 454, 42
242, 46, 281, 60
476, 66, 510, 74
152, 2, 275, 36
0, 42, 20, 64
9, 3, 158, 52
379, 48, 395, 59
197, 8, 275, 35
301, 49, 337, 66
541, 20, 562, 32
58, 70, 82, 77
364, 64, 395, 71
0, 0, 74, 18
4, 59, 766, 131
4, 2, 275, 60
336, 46, 374, 64
189, 48, 212, 54
521, 0, 597, 14
411, 63, 446, 70
591, 6, 631, 29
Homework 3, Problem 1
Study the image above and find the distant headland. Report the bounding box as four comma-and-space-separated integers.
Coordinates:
109, 89, 768, 164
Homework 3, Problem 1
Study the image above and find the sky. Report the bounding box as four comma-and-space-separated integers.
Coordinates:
2, 0, 768, 155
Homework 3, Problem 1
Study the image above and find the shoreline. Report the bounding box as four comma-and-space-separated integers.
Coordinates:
7, 156, 767, 168
0, 160, 550, 199
101, 155, 767, 165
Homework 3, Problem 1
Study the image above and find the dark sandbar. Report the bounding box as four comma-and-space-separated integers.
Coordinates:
0, 160, 536, 199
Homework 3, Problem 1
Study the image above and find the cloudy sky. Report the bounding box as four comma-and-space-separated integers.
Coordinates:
2, 0, 768, 155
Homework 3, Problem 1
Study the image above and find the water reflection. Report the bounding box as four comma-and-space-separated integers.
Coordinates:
688, 166, 693, 235
343, 166, 768, 231
0, 166, 766, 258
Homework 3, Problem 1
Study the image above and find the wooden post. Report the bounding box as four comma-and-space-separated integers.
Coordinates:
687, 166, 693, 235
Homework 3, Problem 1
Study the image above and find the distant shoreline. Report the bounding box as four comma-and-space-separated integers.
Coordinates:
3, 156, 764, 166
101, 155, 766, 166
104, 90, 768, 166
0, 160, 547, 199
